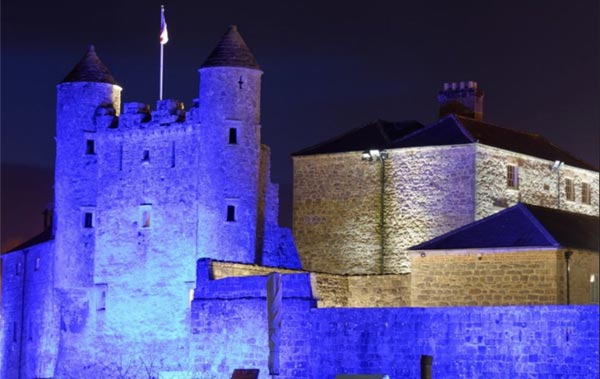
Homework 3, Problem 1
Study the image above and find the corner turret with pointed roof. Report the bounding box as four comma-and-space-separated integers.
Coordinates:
201, 25, 260, 70
60, 45, 118, 85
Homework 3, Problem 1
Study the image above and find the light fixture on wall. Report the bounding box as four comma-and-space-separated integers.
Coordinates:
550, 160, 563, 209
362, 149, 389, 274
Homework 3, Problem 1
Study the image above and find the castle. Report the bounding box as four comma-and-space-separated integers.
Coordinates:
1, 25, 599, 379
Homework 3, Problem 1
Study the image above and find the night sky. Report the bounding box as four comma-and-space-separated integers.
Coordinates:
1, 0, 598, 250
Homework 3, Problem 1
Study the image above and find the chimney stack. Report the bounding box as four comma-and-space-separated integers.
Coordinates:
437, 80, 484, 120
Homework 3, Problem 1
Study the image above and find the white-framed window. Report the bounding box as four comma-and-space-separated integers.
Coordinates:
582, 182, 591, 204
565, 178, 575, 201
506, 164, 519, 189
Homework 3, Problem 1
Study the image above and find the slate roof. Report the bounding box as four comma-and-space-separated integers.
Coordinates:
291, 120, 424, 156
2, 228, 54, 254
411, 203, 599, 252
201, 25, 260, 70
393, 115, 597, 171
60, 45, 118, 85
294, 114, 597, 171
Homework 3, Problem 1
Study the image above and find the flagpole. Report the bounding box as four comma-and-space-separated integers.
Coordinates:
159, 5, 165, 100
159, 42, 164, 100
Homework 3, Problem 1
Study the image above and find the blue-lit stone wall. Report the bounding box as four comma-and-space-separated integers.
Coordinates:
191, 267, 599, 379
1, 241, 57, 379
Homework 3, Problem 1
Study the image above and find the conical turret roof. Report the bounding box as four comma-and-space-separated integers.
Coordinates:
201, 25, 260, 70
60, 45, 118, 84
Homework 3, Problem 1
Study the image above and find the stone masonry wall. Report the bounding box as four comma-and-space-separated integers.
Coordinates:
293, 144, 476, 275
409, 248, 599, 306
0, 241, 57, 379
190, 266, 599, 378
475, 144, 599, 219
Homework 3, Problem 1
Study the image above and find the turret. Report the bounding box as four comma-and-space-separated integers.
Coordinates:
197, 25, 264, 263
54, 45, 122, 288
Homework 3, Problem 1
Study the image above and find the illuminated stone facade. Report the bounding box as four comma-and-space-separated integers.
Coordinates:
293, 118, 599, 275
1, 27, 599, 379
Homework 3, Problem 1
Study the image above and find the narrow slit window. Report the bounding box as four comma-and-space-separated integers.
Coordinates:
13, 322, 17, 343
565, 178, 575, 201
238, 76, 244, 89
16, 262, 22, 276
86, 139, 95, 155
34, 257, 40, 271
142, 210, 151, 228
84, 212, 94, 228
229, 128, 237, 144
506, 165, 519, 189
119, 143, 123, 171
142, 150, 150, 163
171, 142, 176, 168
227, 205, 236, 222
582, 182, 591, 204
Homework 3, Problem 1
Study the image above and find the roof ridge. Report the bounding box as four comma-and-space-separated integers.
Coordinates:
410, 205, 520, 250
517, 204, 560, 247
291, 119, 392, 156
456, 115, 598, 171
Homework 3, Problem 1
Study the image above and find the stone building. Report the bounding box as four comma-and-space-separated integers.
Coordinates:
1, 25, 599, 379
292, 83, 599, 275
1, 25, 300, 378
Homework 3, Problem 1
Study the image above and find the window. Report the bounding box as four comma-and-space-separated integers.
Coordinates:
142, 210, 151, 228
227, 205, 236, 222
16, 262, 22, 276
13, 322, 17, 343
228, 128, 238, 144
86, 139, 95, 155
142, 150, 150, 163
96, 284, 107, 311
84, 212, 94, 228
506, 165, 519, 189
34, 257, 40, 271
582, 182, 591, 204
565, 178, 575, 201
140, 204, 152, 228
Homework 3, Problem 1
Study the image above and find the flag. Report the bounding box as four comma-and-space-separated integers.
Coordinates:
160, 6, 169, 45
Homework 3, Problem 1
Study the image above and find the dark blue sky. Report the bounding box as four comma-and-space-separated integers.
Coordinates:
1, 0, 598, 246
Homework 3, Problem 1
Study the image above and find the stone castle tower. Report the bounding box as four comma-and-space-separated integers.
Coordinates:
1, 25, 299, 379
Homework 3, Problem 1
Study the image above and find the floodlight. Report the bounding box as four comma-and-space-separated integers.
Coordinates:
551, 160, 563, 171
369, 149, 381, 159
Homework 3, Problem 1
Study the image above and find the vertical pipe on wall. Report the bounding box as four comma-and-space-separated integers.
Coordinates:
380, 159, 385, 275
565, 250, 572, 305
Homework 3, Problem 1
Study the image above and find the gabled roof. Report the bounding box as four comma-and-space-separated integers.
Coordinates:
393, 115, 597, 171
456, 116, 597, 171
60, 45, 118, 85
410, 203, 599, 252
291, 120, 424, 156
2, 228, 54, 254
201, 25, 260, 70
294, 114, 597, 171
